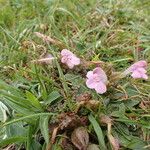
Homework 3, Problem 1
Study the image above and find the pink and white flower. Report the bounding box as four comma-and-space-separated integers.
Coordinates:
61, 49, 80, 69
86, 67, 108, 94
124, 60, 148, 79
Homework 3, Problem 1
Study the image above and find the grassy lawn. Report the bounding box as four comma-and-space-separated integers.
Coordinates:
0, 0, 150, 149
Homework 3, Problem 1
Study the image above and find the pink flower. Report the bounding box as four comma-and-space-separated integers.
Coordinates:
86, 67, 108, 94
61, 49, 80, 69
124, 60, 148, 79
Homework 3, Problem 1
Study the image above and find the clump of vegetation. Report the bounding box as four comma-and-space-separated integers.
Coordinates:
0, 0, 150, 150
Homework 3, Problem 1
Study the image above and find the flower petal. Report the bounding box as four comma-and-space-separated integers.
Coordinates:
128, 60, 147, 72
61, 49, 73, 56
86, 79, 96, 89
67, 62, 75, 69
137, 67, 147, 73
61, 57, 67, 63
93, 67, 107, 83
134, 60, 147, 68
86, 71, 94, 79
95, 82, 107, 94
141, 74, 148, 80
71, 56, 80, 65
131, 71, 142, 78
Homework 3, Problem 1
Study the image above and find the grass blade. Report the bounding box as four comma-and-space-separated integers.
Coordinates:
0, 136, 27, 147
88, 114, 106, 150
2, 113, 54, 127
39, 115, 50, 145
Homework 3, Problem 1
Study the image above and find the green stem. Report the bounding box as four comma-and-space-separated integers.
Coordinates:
47, 44, 72, 110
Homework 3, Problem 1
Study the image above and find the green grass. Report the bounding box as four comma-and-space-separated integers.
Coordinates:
0, 0, 150, 149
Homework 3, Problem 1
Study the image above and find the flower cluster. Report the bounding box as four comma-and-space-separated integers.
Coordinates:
60, 49, 148, 94
34, 32, 149, 95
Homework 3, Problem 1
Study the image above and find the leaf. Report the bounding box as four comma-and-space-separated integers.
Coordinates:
30, 139, 42, 150
87, 144, 100, 150
26, 91, 43, 110
117, 131, 148, 150
115, 122, 148, 149
115, 118, 150, 129
4, 100, 35, 115
0, 136, 27, 147
0, 101, 9, 122
27, 125, 33, 150
45, 91, 61, 104
88, 114, 106, 150
39, 115, 50, 145
0, 90, 37, 111
126, 137, 148, 150
6, 122, 27, 137
27, 124, 42, 150
34, 64, 48, 100
0, 80, 23, 97
64, 74, 83, 86
71, 127, 89, 150
2, 113, 54, 127
111, 103, 128, 119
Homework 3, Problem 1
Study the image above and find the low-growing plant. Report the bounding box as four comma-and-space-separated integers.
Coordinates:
0, 0, 150, 150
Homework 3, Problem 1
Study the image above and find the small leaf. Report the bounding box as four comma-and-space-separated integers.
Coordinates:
0, 101, 9, 122
0, 136, 27, 147
71, 127, 89, 150
45, 91, 61, 104
26, 91, 43, 110
88, 114, 106, 150
39, 115, 50, 145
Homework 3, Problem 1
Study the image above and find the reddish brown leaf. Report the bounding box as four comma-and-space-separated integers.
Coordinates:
71, 127, 89, 150
76, 93, 92, 102
58, 113, 83, 130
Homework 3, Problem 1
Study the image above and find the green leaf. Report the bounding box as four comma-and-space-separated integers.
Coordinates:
126, 137, 148, 150
6, 122, 27, 137
45, 91, 61, 104
0, 80, 23, 97
26, 125, 42, 150
1, 90, 36, 110
30, 139, 42, 150
111, 103, 128, 119
115, 118, 150, 129
0, 101, 9, 122
39, 115, 50, 144
4, 100, 34, 115
34, 65, 48, 100
2, 113, 54, 127
116, 129, 148, 149
0, 136, 27, 147
88, 114, 106, 150
26, 91, 43, 111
